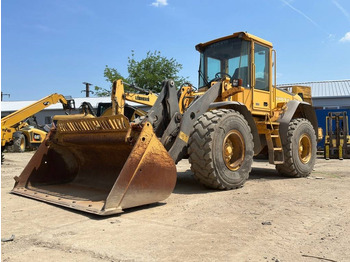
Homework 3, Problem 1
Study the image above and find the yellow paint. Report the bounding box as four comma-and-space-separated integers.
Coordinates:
1, 93, 72, 148
179, 131, 189, 143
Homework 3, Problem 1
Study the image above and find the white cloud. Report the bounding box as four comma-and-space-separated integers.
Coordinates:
151, 0, 168, 7
340, 32, 350, 42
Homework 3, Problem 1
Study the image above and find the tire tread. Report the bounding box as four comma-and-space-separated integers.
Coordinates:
188, 109, 253, 189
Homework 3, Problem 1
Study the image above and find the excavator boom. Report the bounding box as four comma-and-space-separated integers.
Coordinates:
1, 94, 74, 150
1, 93, 74, 130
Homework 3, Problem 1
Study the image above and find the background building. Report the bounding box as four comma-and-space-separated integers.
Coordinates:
278, 80, 350, 149
279, 79, 350, 109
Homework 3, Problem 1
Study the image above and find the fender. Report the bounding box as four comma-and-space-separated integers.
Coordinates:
209, 101, 262, 155
278, 100, 318, 145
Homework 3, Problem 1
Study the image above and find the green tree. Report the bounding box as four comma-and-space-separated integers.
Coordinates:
94, 50, 187, 96
128, 50, 187, 93
94, 66, 126, 96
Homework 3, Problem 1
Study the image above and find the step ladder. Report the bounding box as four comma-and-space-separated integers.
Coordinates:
258, 117, 284, 165
266, 128, 284, 164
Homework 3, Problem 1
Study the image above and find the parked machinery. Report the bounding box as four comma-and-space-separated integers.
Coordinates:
1, 94, 74, 155
12, 32, 318, 215
324, 111, 350, 160
81, 80, 156, 119
51, 81, 154, 125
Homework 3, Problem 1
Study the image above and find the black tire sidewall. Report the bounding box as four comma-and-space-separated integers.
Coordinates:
212, 113, 253, 188
291, 121, 316, 176
14, 134, 26, 153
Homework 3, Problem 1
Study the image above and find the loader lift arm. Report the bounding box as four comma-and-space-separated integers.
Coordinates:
112, 80, 158, 116
75, 80, 156, 119
144, 80, 223, 163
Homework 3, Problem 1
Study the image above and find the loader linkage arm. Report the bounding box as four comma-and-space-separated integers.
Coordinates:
144, 80, 222, 163
80, 102, 97, 116
143, 80, 180, 140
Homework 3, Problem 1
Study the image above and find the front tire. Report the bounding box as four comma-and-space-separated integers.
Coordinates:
276, 118, 316, 177
13, 134, 26, 153
188, 109, 254, 189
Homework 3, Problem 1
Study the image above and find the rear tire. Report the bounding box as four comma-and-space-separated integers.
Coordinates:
276, 118, 316, 177
13, 134, 26, 153
188, 109, 254, 189
1, 148, 4, 164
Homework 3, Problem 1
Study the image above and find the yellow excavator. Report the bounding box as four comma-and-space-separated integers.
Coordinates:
12, 32, 318, 215
1, 94, 74, 156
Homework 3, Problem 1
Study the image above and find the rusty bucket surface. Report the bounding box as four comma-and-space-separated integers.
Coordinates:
12, 115, 177, 215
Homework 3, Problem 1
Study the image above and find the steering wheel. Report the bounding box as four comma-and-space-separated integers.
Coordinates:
215, 72, 232, 80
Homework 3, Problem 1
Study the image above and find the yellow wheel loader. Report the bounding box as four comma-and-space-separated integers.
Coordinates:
12, 32, 318, 215
1, 94, 75, 158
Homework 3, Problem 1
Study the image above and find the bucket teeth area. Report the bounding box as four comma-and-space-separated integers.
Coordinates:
56, 115, 130, 133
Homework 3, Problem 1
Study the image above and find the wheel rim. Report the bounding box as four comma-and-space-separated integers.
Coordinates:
222, 130, 245, 171
298, 134, 311, 164
20, 137, 25, 151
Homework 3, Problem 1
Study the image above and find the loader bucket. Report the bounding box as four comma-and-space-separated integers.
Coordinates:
12, 115, 177, 215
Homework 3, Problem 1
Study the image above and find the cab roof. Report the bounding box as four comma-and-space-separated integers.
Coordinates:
195, 31, 273, 52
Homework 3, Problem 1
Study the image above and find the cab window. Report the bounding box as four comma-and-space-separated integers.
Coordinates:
198, 38, 251, 88
207, 57, 221, 81
254, 44, 269, 91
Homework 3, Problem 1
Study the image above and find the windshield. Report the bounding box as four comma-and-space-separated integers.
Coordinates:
198, 38, 251, 88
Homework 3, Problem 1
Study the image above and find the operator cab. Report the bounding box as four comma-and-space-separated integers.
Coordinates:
196, 32, 272, 93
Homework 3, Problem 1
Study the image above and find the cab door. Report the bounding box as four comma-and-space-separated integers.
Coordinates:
252, 43, 271, 112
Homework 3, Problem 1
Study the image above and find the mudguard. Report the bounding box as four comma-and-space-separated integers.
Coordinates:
278, 100, 318, 145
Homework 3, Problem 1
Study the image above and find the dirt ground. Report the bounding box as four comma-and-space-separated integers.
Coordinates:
1, 152, 350, 262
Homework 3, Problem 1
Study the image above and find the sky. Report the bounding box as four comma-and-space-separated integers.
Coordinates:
1, 0, 350, 101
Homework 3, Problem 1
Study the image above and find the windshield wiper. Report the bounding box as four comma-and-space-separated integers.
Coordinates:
198, 70, 209, 86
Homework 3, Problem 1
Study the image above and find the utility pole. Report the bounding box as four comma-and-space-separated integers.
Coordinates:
1, 92, 10, 101
82, 82, 94, 97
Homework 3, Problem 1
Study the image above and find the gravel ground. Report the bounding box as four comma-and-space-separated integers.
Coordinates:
1, 151, 350, 262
